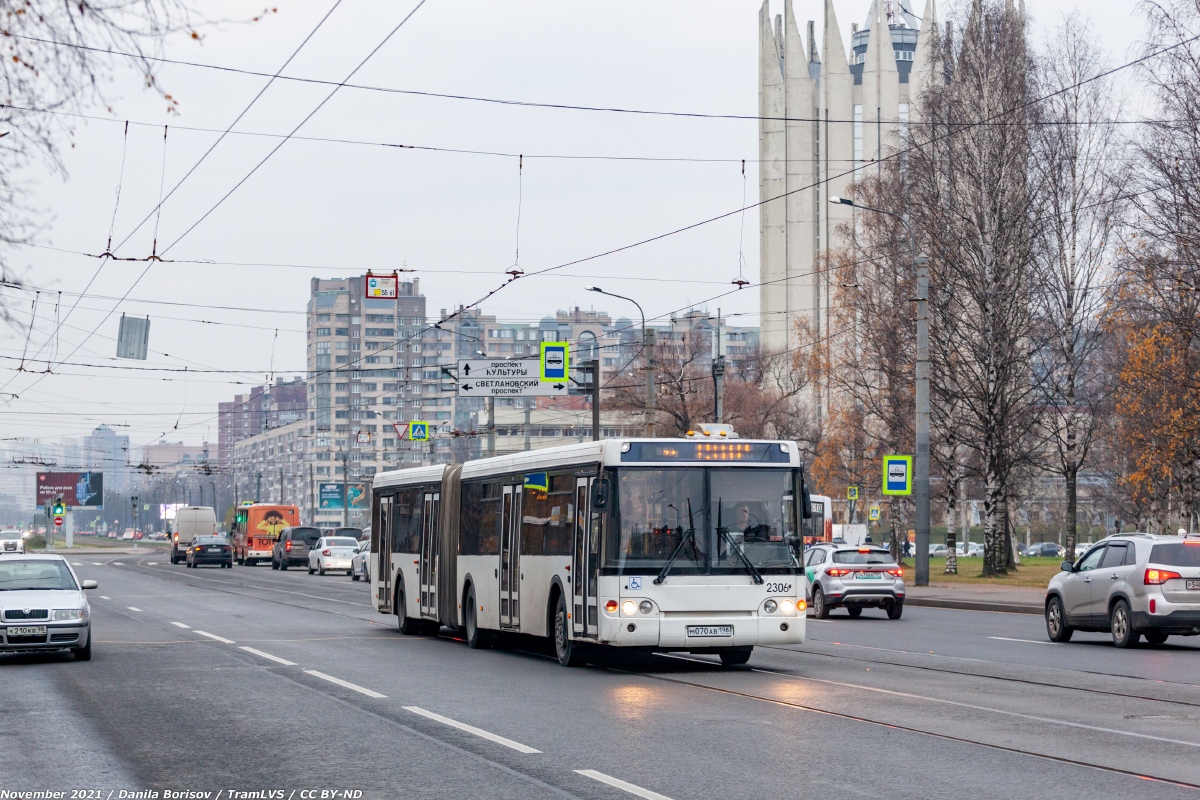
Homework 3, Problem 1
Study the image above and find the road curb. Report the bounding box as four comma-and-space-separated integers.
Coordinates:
905, 597, 1043, 615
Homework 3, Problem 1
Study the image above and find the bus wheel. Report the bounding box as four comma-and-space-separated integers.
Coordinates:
553, 593, 585, 667
719, 647, 753, 666
397, 585, 423, 635
465, 588, 489, 649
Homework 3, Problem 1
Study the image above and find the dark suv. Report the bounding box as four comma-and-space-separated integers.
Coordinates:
272, 526, 322, 571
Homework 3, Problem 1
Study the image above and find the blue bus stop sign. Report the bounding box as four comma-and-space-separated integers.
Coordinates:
882, 455, 913, 496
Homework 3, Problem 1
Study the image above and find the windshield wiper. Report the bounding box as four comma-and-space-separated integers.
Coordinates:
654, 499, 699, 585
717, 498, 764, 585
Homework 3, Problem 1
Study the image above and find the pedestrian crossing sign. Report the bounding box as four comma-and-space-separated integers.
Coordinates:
869, 505, 880, 521
847, 486, 859, 501
409, 421, 430, 441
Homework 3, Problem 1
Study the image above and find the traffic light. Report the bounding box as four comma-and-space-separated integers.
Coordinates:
52, 497, 65, 517
131, 496, 139, 514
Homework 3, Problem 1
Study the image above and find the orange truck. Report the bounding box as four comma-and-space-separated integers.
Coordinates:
232, 503, 299, 566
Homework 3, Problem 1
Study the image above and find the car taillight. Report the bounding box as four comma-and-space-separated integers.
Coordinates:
827, 568, 854, 577
173, 533, 178, 542
285, 540, 292, 552
1145, 568, 1182, 585
322, 549, 331, 556
887, 568, 904, 577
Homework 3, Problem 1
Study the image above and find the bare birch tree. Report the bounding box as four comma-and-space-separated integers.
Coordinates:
907, 0, 1043, 575
1030, 14, 1124, 556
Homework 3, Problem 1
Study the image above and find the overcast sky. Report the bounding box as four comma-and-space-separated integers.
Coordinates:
0, 0, 1143, 453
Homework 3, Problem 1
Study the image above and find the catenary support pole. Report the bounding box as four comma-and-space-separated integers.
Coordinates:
591, 358, 601, 441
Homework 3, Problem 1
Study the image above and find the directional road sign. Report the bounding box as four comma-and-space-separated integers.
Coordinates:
882, 454, 913, 496
456, 359, 568, 397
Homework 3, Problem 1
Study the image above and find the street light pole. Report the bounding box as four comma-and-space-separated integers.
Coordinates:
831, 197, 931, 586
585, 286, 655, 437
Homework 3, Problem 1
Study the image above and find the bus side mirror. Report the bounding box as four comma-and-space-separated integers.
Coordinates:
798, 469, 813, 520
591, 479, 610, 511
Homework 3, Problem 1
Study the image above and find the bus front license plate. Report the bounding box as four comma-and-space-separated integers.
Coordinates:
687, 625, 733, 638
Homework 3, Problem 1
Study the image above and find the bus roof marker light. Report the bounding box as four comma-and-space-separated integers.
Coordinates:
620, 442, 631, 453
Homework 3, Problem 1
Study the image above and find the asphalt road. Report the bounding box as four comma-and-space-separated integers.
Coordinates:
3, 554, 1199, 799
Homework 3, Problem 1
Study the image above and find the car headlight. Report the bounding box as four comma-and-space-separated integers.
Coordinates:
52, 608, 86, 621
763, 599, 778, 614
621, 600, 637, 616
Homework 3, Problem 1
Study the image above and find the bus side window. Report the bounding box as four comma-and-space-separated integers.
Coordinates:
459, 481, 482, 554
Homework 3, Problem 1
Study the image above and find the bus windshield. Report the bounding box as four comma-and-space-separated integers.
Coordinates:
608, 467, 799, 574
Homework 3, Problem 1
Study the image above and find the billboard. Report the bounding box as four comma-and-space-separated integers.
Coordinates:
319, 483, 369, 510
36, 472, 104, 509
159, 503, 187, 521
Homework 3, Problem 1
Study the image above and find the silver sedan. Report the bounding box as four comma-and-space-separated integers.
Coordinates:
307, 536, 360, 576
0, 554, 97, 660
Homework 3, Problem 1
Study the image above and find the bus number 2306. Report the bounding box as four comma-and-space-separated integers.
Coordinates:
765, 582, 792, 593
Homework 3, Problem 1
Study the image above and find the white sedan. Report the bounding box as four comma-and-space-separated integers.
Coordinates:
0, 554, 97, 660
308, 537, 360, 576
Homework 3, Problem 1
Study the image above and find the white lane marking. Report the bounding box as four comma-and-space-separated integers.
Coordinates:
127, 607, 143, 612
403, 706, 539, 752
71, 561, 83, 566
170, 622, 191, 629
750, 667, 1200, 749
193, 630, 235, 644
989, 636, 1058, 646
240, 646, 296, 666
92, 562, 103, 566
575, 770, 673, 800
306, 670, 386, 699
111, 562, 124, 566
99, 596, 112, 600
146, 561, 159, 566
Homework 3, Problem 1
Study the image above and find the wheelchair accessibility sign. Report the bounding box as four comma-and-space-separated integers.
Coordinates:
627, 577, 643, 591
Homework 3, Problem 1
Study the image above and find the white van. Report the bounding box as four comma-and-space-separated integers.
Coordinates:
170, 507, 219, 565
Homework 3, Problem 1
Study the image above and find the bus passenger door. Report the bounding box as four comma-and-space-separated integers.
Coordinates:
572, 477, 599, 638
377, 495, 393, 613
500, 484, 522, 629
420, 492, 440, 618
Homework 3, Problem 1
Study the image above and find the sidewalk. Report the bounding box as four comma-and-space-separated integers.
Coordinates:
904, 583, 1045, 615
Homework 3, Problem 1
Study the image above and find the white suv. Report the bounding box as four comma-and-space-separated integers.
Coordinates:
1, 530, 25, 554
1045, 533, 1200, 647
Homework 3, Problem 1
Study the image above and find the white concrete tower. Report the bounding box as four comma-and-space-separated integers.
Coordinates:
759, 0, 927, 362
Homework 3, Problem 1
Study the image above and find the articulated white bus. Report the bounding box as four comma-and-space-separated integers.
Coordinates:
369, 435, 813, 666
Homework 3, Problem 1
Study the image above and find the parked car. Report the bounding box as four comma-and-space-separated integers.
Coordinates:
308, 536, 359, 576
956, 541, 984, 557
170, 506, 219, 565
929, 543, 949, 557
1074, 542, 1092, 558
351, 540, 371, 582
272, 526, 322, 570
1025, 542, 1066, 558
1046, 533, 1200, 647
186, 535, 233, 569
805, 544, 906, 619
0, 554, 97, 660
1, 529, 25, 554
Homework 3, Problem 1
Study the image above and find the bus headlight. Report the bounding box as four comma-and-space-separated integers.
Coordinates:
639, 600, 653, 615
621, 600, 637, 616
763, 599, 778, 614
779, 599, 795, 615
